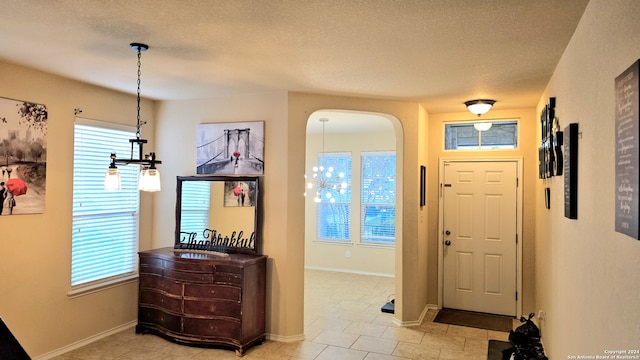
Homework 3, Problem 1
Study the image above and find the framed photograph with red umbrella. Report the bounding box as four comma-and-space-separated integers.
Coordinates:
1, 96, 48, 216
224, 180, 256, 207
6, 178, 27, 196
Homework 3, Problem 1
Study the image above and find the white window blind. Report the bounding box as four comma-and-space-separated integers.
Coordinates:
71, 119, 140, 288
180, 181, 211, 239
361, 151, 396, 245
316, 152, 352, 241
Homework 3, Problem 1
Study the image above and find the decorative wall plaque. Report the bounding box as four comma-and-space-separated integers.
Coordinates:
539, 97, 562, 179
615, 59, 640, 239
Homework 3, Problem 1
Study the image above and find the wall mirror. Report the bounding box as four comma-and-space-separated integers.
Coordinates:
174, 175, 259, 254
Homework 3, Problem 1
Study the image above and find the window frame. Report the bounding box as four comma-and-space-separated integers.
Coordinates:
69, 118, 141, 296
360, 151, 396, 246
315, 152, 352, 243
443, 119, 519, 151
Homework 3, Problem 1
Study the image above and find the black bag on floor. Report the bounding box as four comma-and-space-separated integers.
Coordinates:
502, 313, 548, 360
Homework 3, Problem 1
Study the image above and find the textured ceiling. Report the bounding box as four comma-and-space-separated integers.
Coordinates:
0, 0, 589, 114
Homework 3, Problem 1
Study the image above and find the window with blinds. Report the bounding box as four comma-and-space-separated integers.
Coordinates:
71, 119, 140, 289
444, 120, 518, 150
180, 181, 211, 238
361, 151, 396, 245
316, 153, 352, 241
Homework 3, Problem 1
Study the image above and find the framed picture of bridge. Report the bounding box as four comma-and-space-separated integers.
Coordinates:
196, 121, 265, 175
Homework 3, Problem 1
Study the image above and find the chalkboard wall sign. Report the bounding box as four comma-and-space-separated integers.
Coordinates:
564, 124, 578, 219
615, 59, 640, 239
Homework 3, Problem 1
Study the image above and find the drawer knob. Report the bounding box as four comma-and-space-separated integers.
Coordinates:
209, 305, 217, 313
209, 289, 216, 295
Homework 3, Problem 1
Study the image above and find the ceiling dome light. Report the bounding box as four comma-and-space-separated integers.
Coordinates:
465, 99, 496, 116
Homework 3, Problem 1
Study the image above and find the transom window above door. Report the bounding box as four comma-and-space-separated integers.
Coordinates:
444, 120, 518, 150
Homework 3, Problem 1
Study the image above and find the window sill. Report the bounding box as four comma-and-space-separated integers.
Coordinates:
67, 274, 139, 299
358, 242, 395, 249
313, 240, 353, 246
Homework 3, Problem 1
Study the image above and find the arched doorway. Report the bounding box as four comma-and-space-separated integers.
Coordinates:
303, 109, 402, 331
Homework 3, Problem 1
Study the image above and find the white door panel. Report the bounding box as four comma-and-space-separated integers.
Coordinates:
443, 161, 517, 316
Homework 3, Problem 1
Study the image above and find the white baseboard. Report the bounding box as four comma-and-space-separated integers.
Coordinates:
304, 265, 394, 278
32, 321, 137, 360
266, 333, 306, 342
392, 303, 438, 327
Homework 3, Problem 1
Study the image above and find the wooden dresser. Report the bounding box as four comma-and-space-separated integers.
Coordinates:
136, 247, 267, 356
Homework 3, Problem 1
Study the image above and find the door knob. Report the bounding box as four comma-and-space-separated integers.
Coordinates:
444, 240, 451, 246
445, 230, 451, 235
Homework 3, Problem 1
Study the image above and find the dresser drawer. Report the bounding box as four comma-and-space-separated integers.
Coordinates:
165, 270, 214, 283
139, 264, 164, 276
138, 307, 181, 333
183, 317, 240, 339
139, 274, 183, 295
139, 290, 182, 310
139, 256, 165, 268
215, 265, 243, 275
169, 260, 214, 273
184, 299, 241, 318
214, 272, 243, 285
184, 284, 240, 301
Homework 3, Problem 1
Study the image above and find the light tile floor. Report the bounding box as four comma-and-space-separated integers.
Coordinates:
52, 270, 514, 360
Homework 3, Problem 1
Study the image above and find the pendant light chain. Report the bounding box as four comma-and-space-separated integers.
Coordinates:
136, 46, 142, 140
321, 118, 326, 169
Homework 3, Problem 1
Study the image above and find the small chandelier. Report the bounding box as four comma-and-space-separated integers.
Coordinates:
104, 43, 162, 192
464, 99, 496, 116
304, 118, 347, 203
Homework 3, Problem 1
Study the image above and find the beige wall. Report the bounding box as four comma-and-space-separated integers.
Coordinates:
0, 61, 155, 357
428, 109, 538, 314
153, 92, 295, 338
155, 92, 429, 338
534, 0, 640, 356
0, 68, 425, 355
305, 130, 396, 276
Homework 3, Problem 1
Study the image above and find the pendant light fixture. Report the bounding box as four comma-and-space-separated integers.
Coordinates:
465, 99, 496, 132
304, 118, 347, 203
104, 43, 162, 192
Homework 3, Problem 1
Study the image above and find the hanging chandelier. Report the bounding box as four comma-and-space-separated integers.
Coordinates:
304, 118, 347, 203
104, 43, 162, 192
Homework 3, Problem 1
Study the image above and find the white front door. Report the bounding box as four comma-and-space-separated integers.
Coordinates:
442, 160, 517, 316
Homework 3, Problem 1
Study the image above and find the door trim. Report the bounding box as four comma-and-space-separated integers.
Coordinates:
437, 157, 523, 318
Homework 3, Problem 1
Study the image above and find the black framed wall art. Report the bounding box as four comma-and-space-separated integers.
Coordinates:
563, 123, 578, 219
